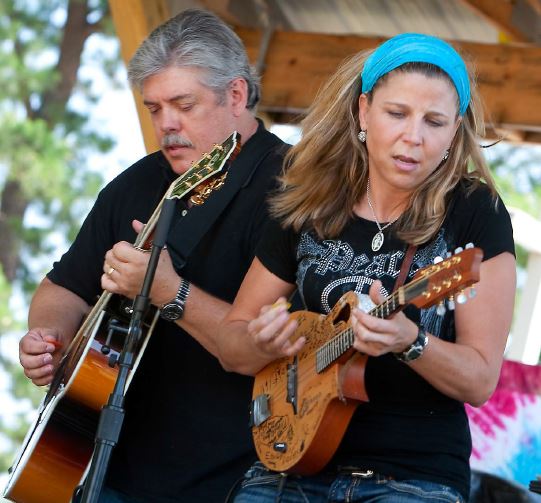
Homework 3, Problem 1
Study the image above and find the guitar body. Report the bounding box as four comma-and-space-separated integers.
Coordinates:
4, 297, 158, 503
252, 291, 368, 474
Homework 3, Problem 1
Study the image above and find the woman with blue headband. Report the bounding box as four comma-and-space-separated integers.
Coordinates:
219, 33, 515, 502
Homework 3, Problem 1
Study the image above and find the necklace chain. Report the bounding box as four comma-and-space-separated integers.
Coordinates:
366, 179, 399, 232
366, 179, 399, 252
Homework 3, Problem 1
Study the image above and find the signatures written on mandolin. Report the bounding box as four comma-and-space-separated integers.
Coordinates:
292, 314, 328, 358
254, 416, 293, 444
299, 392, 322, 418
260, 364, 287, 391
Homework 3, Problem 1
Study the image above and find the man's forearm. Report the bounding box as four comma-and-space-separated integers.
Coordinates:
28, 277, 90, 344
175, 283, 231, 358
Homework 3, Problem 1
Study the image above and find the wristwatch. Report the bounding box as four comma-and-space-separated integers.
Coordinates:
394, 325, 428, 363
160, 278, 190, 321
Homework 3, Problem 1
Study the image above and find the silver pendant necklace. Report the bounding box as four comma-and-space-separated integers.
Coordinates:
366, 179, 399, 252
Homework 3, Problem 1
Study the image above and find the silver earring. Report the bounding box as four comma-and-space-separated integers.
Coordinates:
442, 149, 450, 161
358, 130, 367, 143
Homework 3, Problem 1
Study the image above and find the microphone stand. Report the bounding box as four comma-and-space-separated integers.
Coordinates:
76, 198, 177, 503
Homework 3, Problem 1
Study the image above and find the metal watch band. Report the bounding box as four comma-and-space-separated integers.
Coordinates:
175, 278, 190, 307
160, 278, 190, 321
394, 325, 428, 363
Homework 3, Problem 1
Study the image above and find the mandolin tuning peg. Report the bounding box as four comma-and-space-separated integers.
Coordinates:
433, 256, 443, 264
436, 302, 446, 316
446, 251, 452, 258
469, 287, 477, 299
456, 291, 468, 304
447, 296, 455, 311
454, 246, 463, 254
465, 242, 474, 249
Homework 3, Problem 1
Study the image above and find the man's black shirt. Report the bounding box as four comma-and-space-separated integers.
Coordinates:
48, 123, 288, 502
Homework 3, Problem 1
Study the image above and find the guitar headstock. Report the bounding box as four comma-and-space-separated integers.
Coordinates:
167, 131, 241, 200
404, 246, 483, 310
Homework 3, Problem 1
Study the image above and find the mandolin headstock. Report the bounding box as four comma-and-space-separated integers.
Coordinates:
404, 245, 483, 311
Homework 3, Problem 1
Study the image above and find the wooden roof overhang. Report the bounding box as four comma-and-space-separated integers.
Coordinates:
109, 0, 541, 151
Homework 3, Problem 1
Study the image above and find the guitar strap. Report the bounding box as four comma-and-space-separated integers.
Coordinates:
166, 128, 285, 272
392, 244, 417, 292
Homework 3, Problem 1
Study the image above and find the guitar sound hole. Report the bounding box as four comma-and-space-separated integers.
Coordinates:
332, 304, 351, 325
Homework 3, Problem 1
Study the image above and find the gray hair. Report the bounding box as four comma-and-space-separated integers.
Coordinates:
128, 9, 260, 110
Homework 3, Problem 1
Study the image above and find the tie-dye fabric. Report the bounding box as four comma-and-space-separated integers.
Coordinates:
467, 359, 541, 489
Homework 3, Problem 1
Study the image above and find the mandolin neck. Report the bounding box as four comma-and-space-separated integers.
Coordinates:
316, 277, 430, 372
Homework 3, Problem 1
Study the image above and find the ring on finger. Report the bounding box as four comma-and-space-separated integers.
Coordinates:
107, 266, 115, 275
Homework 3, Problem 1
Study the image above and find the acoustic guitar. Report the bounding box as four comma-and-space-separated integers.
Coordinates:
3, 132, 241, 503
251, 246, 483, 475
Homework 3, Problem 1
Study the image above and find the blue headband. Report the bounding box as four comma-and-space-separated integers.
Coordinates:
361, 33, 470, 115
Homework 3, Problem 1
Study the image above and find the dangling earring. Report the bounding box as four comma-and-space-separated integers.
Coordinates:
358, 130, 367, 143
442, 149, 450, 161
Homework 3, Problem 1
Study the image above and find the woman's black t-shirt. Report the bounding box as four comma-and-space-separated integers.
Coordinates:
256, 182, 515, 499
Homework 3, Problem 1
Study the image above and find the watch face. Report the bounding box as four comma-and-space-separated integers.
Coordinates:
160, 302, 183, 321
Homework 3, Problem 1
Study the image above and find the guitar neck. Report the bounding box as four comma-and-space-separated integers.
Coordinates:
316, 245, 484, 377
68, 133, 240, 353
133, 170, 200, 248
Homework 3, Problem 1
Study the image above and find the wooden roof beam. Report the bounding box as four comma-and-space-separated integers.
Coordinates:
236, 28, 541, 143
109, 0, 171, 153
459, 0, 541, 44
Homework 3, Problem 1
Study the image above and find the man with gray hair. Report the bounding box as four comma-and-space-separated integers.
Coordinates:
18, 9, 287, 502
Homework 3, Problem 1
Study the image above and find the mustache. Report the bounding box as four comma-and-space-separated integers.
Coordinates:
161, 133, 193, 148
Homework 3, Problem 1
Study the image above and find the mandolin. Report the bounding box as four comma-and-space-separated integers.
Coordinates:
251, 246, 483, 475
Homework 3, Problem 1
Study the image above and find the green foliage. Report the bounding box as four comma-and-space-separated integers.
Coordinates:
0, 0, 117, 295
0, 0, 120, 480
0, 4, 60, 102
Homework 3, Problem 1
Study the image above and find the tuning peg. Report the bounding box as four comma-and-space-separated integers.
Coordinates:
436, 302, 446, 316
465, 242, 474, 249
433, 256, 443, 264
446, 251, 452, 258
469, 287, 477, 299
447, 296, 455, 311
456, 291, 468, 304
454, 246, 463, 254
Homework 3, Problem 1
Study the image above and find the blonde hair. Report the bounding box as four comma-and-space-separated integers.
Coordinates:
270, 50, 496, 245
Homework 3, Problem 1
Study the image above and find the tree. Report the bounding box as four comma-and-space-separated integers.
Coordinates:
0, 0, 120, 473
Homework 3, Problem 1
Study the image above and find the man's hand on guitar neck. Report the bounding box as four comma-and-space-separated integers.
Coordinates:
101, 241, 179, 308
101, 220, 236, 360
101, 219, 180, 308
